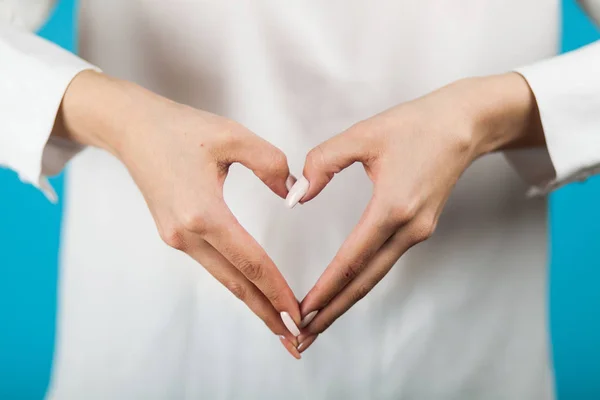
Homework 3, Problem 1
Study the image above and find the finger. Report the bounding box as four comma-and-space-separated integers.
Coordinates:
297, 334, 318, 354
303, 225, 416, 336
300, 196, 398, 316
203, 207, 302, 328
187, 236, 299, 346
225, 129, 291, 199
301, 125, 372, 203
279, 336, 302, 360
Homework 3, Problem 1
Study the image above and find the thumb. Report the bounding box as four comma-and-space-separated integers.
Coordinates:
298, 127, 370, 204
229, 131, 291, 199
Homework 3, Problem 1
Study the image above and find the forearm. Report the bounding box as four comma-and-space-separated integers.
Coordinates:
447, 73, 546, 158
53, 70, 171, 157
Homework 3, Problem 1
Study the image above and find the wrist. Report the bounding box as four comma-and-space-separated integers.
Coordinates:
55, 70, 167, 157
460, 73, 545, 158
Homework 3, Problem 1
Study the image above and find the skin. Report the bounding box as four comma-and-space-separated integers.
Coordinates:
54, 70, 302, 354
296, 72, 546, 351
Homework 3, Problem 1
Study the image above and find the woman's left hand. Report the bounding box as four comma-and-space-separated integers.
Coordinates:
290, 72, 546, 351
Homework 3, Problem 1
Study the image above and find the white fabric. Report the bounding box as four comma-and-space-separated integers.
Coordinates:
1, 1, 600, 399
0, 0, 55, 31
514, 41, 600, 194
0, 19, 97, 201
504, 0, 600, 196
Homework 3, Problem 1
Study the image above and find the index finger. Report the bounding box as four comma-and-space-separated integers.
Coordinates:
186, 238, 299, 347
203, 206, 302, 328
300, 222, 418, 338
300, 196, 397, 316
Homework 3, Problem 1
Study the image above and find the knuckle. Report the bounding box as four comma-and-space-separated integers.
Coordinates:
210, 120, 245, 155
180, 210, 209, 236
410, 215, 437, 244
270, 151, 288, 173
226, 281, 247, 302
388, 200, 419, 226
217, 120, 243, 145
256, 151, 289, 184
159, 224, 187, 251
349, 119, 380, 144
305, 146, 326, 172
238, 259, 264, 282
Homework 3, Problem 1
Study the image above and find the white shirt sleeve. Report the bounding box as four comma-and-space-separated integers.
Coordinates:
506, 0, 600, 196
0, 1, 99, 202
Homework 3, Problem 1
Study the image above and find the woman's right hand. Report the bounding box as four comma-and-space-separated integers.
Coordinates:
55, 70, 302, 358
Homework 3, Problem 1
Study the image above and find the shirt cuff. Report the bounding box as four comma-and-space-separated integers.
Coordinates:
507, 40, 600, 196
0, 23, 100, 202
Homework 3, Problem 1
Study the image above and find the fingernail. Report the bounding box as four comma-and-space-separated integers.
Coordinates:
280, 311, 301, 336
279, 335, 286, 340
285, 176, 309, 208
300, 310, 318, 328
285, 175, 297, 191
297, 335, 318, 353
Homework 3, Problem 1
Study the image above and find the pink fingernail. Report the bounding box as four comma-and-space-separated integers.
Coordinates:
297, 335, 318, 353
286, 175, 297, 191
280, 311, 301, 336
300, 310, 318, 328
285, 177, 309, 208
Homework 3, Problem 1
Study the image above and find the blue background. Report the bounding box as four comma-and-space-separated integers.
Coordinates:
0, 1, 599, 398
552, 2, 600, 398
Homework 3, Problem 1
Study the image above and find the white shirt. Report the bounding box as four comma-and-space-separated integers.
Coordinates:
1, 1, 600, 399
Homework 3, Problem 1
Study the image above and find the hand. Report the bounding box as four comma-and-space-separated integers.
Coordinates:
292, 73, 545, 351
56, 70, 303, 357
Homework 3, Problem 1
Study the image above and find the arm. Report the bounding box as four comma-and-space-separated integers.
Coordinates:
291, 72, 548, 349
